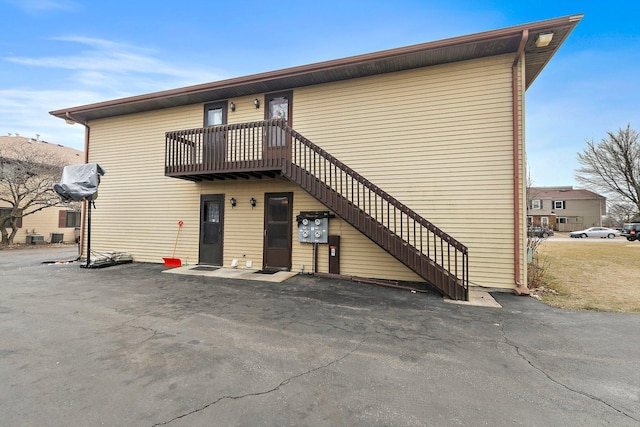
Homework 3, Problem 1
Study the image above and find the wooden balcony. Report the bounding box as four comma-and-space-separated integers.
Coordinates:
165, 120, 290, 181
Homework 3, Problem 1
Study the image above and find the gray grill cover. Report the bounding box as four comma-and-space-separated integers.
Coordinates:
53, 163, 105, 202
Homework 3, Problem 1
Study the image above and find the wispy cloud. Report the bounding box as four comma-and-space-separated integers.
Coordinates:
0, 36, 227, 149
5, 36, 223, 91
6, 0, 78, 13
0, 88, 94, 148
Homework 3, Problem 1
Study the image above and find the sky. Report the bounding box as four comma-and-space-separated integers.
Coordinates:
1, 0, 639, 188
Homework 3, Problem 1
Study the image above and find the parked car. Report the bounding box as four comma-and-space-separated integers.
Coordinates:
527, 226, 554, 238
621, 223, 640, 241
569, 227, 620, 239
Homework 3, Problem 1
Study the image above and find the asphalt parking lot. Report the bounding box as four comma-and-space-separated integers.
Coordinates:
1, 247, 639, 426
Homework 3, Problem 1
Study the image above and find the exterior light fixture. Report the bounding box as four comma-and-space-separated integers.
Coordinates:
230, 102, 236, 112
535, 32, 553, 48
230, 197, 236, 208
254, 98, 260, 109
250, 197, 256, 208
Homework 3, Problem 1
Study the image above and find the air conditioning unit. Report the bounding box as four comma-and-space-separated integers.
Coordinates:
26, 234, 44, 245
50, 233, 64, 243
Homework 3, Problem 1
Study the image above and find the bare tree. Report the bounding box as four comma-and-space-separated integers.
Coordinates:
0, 141, 68, 245
576, 124, 640, 215
602, 199, 638, 227
609, 199, 638, 224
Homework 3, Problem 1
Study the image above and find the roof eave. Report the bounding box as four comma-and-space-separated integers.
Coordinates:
50, 14, 583, 123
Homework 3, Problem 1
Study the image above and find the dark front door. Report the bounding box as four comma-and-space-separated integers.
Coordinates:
264, 91, 292, 161
199, 194, 224, 265
263, 192, 292, 271
204, 102, 227, 166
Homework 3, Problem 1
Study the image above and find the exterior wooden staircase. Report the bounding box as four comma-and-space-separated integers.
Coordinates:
165, 120, 469, 300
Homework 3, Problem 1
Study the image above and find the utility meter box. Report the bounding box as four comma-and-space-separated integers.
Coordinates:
297, 211, 331, 244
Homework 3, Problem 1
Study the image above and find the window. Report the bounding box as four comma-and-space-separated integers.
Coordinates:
556, 217, 567, 224
59, 210, 81, 228
553, 200, 566, 209
0, 207, 22, 228
530, 199, 542, 209
527, 216, 533, 226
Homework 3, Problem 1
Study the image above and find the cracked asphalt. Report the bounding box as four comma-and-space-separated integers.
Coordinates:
1, 247, 638, 426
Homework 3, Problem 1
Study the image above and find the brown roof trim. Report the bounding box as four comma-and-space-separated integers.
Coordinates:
529, 187, 606, 200
50, 14, 583, 123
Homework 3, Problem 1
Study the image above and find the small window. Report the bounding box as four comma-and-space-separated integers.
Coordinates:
556, 217, 567, 224
66, 211, 81, 227
553, 200, 566, 209
530, 200, 541, 209
59, 210, 81, 228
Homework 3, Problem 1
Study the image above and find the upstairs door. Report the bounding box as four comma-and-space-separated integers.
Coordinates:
199, 194, 224, 265
264, 91, 292, 161
263, 192, 292, 271
204, 102, 227, 167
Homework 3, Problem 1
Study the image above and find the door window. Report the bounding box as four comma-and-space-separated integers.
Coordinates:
205, 201, 220, 223
207, 108, 223, 126
269, 97, 288, 121
203, 201, 221, 244
203, 102, 227, 164
267, 196, 289, 249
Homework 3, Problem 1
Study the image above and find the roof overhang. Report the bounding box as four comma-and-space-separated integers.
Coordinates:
50, 14, 583, 123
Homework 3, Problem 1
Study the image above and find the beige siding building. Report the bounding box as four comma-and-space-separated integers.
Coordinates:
51, 15, 582, 300
0, 135, 84, 244
528, 186, 606, 232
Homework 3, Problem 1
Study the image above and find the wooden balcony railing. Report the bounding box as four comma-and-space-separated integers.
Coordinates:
165, 120, 289, 179
165, 120, 469, 300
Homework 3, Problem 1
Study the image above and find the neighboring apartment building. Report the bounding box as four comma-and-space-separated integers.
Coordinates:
528, 186, 606, 232
0, 135, 84, 244
50, 15, 582, 300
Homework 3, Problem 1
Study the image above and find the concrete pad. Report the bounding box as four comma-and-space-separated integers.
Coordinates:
444, 288, 502, 308
163, 265, 298, 283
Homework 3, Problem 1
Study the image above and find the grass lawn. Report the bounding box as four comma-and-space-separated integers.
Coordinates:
534, 236, 640, 313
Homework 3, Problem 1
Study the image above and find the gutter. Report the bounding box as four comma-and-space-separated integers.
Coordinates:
64, 112, 91, 260
512, 30, 530, 295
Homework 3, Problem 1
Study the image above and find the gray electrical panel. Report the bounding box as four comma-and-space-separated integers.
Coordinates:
297, 211, 330, 244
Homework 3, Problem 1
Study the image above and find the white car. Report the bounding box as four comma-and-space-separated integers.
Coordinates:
569, 227, 620, 239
